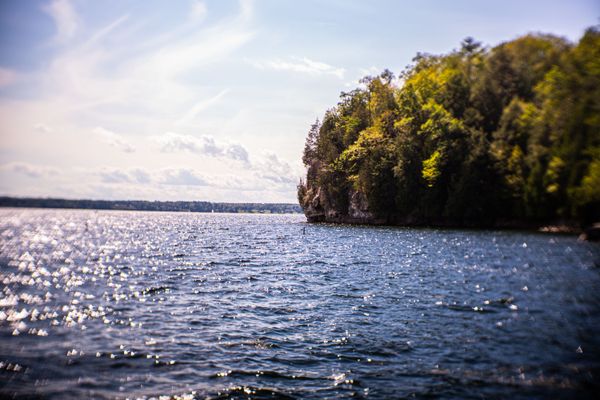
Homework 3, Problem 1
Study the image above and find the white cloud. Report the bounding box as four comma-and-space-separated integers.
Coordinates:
98, 168, 131, 183
0, 0, 301, 203
154, 132, 249, 163
250, 56, 345, 79
160, 168, 207, 186
43, 0, 79, 43
96, 167, 152, 184
93, 127, 135, 153
0, 162, 59, 178
154, 132, 209, 154
130, 168, 151, 184
253, 152, 297, 185
0, 159, 298, 202
226, 144, 249, 163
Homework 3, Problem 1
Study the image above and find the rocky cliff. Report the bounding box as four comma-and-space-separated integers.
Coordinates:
299, 186, 387, 225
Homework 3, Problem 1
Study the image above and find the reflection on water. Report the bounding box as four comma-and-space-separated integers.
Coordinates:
0, 209, 599, 399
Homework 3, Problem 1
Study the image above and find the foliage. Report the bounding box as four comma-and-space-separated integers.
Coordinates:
298, 26, 600, 226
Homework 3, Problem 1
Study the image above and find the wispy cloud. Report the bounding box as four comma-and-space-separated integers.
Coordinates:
0, 0, 300, 203
93, 127, 135, 153
250, 56, 345, 79
84, 14, 130, 48
43, 0, 79, 43
175, 89, 229, 126
32, 0, 255, 135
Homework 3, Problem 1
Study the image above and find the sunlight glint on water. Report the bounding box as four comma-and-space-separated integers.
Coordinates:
0, 209, 599, 399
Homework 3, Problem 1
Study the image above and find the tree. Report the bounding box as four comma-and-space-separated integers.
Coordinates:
302, 118, 320, 166
298, 27, 599, 227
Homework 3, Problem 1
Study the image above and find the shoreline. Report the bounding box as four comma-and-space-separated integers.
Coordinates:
0, 196, 302, 214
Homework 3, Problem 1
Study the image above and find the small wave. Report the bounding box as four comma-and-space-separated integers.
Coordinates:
210, 369, 318, 381
210, 385, 295, 399
445, 304, 497, 313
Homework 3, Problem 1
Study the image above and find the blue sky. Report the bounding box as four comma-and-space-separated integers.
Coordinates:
0, 0, 598, 202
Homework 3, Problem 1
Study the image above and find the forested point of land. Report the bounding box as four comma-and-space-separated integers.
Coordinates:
0, 197, 302, 214
298, 26, 600, 228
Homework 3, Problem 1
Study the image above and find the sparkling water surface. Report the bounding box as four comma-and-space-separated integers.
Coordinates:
1, 208, 599, 399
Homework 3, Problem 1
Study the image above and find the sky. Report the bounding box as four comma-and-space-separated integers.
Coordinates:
0, 0, 598, 203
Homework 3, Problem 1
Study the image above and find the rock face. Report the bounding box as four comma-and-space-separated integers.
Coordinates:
302, 187, 327, 223
300, 187, 386, 225
299, 184, 591, 235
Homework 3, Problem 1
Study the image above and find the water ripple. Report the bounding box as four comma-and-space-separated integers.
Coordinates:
0, 209, 599, 399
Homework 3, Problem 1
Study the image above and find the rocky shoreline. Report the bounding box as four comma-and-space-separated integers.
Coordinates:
301, 188, 599, 240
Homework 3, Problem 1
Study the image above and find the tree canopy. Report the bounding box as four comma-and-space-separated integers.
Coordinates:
299, 27, 600, 227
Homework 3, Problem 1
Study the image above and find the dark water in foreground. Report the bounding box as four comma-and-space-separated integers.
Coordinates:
1, 209, 599, 399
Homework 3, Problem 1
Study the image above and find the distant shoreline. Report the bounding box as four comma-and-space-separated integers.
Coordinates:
0, 196, 302, 214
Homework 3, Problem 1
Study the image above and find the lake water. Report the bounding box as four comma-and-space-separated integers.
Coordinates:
0, 209, 599, 399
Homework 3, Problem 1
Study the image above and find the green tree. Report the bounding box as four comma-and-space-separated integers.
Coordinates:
298, 27, 599, 228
